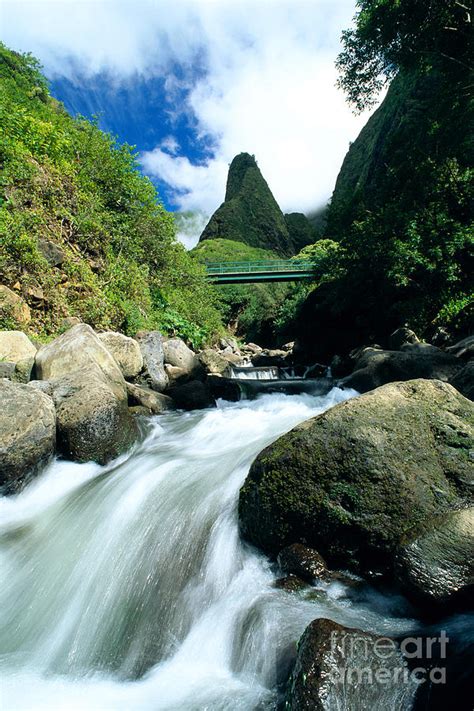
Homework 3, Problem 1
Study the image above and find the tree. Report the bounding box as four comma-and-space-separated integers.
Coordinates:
336, 0, 473, 111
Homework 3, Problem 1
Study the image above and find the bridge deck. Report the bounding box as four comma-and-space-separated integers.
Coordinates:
205, 259, 314, 284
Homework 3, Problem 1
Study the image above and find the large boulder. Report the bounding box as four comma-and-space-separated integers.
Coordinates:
35, 324, 137, 464
135, 331, 169, 392
286, 618, 416, 710
239, 380, 473, 601
0, 379, 56, 493
98, 331, 143, 379
52, 365, 138, 464
163, 338, 196, 373
0, 331, 37, 384
0, 330, 37, 363
340, 344, 462, 393
0, 285, 31, 326
36, 324, 124, 388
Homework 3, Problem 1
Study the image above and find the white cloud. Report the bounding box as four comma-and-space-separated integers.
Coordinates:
2, 0, 377, 224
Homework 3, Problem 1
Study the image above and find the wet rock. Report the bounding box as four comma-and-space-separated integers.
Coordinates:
98, 331, 143, 379
277, 543, 328, 583
0, 285, 31, 326
167, 380, 214, 410
0, 379, 56, 493
0, 330, 37, 364
135, 331, 169, 392
239, 380, 474, 601
164, 364, 191, 386
286, 618, 416, 710
389, 326, 420, 350
340, 344, 461, 393
395, 508, 474, 606
129, 405, 152, 417
126, 382, 173, 414
274, 574, 308, 592
449, 361, 474, 401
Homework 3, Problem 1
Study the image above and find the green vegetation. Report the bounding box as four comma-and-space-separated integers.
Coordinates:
193, 238, 312, 345
284, 212, 318, 253
199, 153, 295, 256
0, 43, 223, 347
294, 1, 473, 356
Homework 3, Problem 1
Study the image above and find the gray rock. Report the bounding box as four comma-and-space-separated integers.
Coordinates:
52, 364, 138, 464
0, 379, 56, 493
126, 382, 173, 414
98, 331, 143, 379
340, 344, 461, 393
0, 362, 16, 380
28, 380, 54, 397
286, 618, 416, 710
135, 331, 169, 392
239, 379, 474, 604
163, 337, 196, 373
449, 361, 474, 401
395, 508, 474, 605
198, 349, 231, 376
36, 324, 124, 389
0, 330, 37, 363
38, 238, 65, 266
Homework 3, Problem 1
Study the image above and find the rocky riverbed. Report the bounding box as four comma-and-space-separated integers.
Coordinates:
1, 322, 473, 709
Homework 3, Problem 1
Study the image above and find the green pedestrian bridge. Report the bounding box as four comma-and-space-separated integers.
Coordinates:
205, 260, 315, 284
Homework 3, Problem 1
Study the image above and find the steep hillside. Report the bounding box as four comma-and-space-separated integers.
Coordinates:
0, 44, 222, 347
284, 213, 318, 252
292, 60, 474, 362
199, 153, 295, 256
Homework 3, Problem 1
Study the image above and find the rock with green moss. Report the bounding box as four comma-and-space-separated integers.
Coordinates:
239, 380, 473, 601
199, 153, 294, 256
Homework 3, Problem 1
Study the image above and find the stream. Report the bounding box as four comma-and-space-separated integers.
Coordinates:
0, 388, 468, 710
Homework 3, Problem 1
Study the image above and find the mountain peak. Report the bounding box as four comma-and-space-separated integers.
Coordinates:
199, 153, 294, 255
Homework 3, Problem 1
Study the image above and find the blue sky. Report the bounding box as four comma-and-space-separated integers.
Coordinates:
2, 0, 377, 242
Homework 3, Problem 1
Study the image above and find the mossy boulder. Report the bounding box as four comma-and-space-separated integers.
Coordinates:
239, 380, 473, 595
199, 153, 294, 256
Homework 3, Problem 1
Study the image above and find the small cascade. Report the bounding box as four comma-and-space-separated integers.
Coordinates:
230, 366, 280, 380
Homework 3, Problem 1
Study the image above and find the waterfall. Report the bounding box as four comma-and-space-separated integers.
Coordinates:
0, 389, 427, 710
230, 366, 280, 380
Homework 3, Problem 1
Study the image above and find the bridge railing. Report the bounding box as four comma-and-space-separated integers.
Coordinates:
205, 259, 313, 275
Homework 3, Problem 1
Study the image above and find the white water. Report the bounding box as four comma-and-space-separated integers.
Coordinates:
0, 389, 421, 710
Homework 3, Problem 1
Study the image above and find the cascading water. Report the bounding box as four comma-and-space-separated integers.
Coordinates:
0, 388, 440, 710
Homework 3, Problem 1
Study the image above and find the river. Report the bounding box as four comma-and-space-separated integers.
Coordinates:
0, 388, 459, 710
